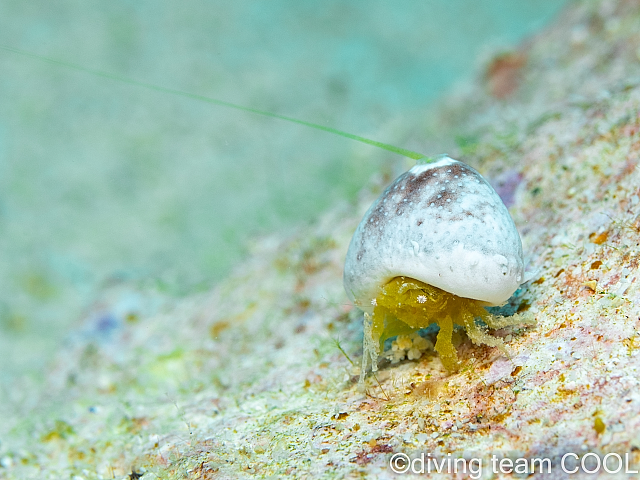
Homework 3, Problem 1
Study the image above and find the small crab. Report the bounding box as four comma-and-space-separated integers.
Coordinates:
343, 156, 527, 379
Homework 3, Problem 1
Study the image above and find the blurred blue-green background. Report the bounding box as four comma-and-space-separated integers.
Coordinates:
0, 1, 566, 382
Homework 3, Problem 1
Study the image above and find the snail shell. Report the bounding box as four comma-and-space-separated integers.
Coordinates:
344, 156, 524, 309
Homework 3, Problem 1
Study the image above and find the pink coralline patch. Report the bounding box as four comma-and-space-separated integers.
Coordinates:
485, 52, 527, 99
612, 159, 639, 183
355, 399, 380, 412
543, 407, 571, 426
484, 357, 515, 385
604, 272, 622, 288
489, 170, 524, 207
305, 372, 324, 385
529, 369, 562, 388
440, 420, 454, 430
554, 267, 595, 299
486, 423, 521, 439
464, 382, 517, 422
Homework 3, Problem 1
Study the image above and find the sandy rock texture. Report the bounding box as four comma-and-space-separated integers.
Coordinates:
2, 0, 640, 478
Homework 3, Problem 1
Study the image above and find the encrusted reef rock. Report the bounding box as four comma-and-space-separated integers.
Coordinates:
3, 1, 640, 478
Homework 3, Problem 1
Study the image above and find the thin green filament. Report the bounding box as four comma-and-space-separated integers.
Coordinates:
0, 44, 429, 162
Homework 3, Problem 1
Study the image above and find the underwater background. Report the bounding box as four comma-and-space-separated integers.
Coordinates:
0, 1, 566, 391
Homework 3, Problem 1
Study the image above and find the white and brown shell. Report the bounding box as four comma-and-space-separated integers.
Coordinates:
343, 156, 524, 310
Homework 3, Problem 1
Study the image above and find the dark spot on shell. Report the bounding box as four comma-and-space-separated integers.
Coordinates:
355, 161, 491, 244
448, 209, 477, 222
426, 187, 458, 207
392, 162, 471, 207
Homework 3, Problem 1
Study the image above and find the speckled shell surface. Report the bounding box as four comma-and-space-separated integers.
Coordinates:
344, 156, 524, 309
